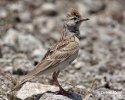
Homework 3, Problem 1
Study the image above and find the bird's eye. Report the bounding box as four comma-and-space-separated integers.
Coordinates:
73, 17, 77, 20
70, 17, 77, 20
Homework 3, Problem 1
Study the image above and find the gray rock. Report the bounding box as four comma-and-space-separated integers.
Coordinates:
0, 8, 7, 18
74, 61, 83, 70
16, 82, 82, 100
12, 54, 33, 75
39, 92, 82, 100
17, 23, 34, 33
87, 88, 125, 100
4, 28, 18, 46
19, 11, 32, 23
42, 3, 58, 16
32, 49, 46, 61
18, 34, 42, 52
33, 16, 56, 34
7, 1, 24, 12
106, 0, 124, 23
16, 82, 59, 99
83, 0, 106, 13
98, 28, 113, 43
0, 59, 11, 68
0, 71, 13, 100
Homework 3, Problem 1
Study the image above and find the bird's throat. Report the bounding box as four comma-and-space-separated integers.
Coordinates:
67, 26, 80, 38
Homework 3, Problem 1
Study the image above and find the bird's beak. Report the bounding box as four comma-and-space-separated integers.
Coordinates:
80, 18, 89, 22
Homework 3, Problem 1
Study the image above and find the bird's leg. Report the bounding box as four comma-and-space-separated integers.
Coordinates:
50, 71, 68, 94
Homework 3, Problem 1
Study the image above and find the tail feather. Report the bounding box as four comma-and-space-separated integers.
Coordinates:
10, 75, 34, 92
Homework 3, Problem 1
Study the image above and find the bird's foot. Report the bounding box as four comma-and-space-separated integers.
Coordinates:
55, 88, 70, 95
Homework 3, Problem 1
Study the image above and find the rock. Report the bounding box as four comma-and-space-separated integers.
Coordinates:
4, 28, 18, 46
16, 82, 59, 99
32, 49, 46, 61
39, 92, 82, 100
18, 34, 42, 52
106, 1, 124, 23
12, 54, 33, 75
50, 32, 60, 41
7, 1, 24, 12
0, 71, 13, 100
0, 59, 11, 68
42, 3, 58, 16
74, 61, 84, 70
33, 16, 56, 34
3, 66, 13, 73
0, 8, 7, 18
17, 23, 34, 32
19, 11, 32, 23
75, 85, 86, 90
16, 82, 82, 100
98, 29, 113, 43
83, 0, 106, 14
87, 88, 125, 100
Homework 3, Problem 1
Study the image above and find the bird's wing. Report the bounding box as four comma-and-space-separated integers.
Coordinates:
21, 35, 79, 81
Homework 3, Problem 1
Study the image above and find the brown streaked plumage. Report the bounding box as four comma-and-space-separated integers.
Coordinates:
67, 9, 81, 18
11, 9, 89, 93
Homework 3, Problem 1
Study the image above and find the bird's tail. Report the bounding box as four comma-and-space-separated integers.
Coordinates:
10, 75, 34, 92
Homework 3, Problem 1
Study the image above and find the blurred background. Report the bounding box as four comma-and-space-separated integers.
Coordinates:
0, 0, 125, 99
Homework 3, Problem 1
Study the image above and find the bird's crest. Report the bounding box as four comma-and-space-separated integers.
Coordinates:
67, 9, 81, 18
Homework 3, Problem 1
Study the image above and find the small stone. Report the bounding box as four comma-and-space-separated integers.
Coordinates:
3, 66, 13, 73
90, 88, 124, 100
42, 3, 58, 16
75, 61, 84, 70
32, 49, 46, 61
106, 1, 124, 23
33, 16, 55, 34
0, 8, 7, 18
50, 32, 60, 40
83, 0, 106, 14
4, 28, 18, 46
18, 34, 42, 52
7, 1, 24, 11
19, 11, 32, 23
39, 92, 82, 100
75, 85, 85, 90
0, 59, 11, 68
12, 54, 33, 75
17, 23, 34, 32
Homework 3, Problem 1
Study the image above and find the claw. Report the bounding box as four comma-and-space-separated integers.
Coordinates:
50, 71, 70, 95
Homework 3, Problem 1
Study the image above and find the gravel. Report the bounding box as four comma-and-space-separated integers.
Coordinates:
0, 0, 125, 99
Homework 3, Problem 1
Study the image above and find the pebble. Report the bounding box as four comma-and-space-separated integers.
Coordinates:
83, 0, 106, 14
42, 3, 58, 16
0, 8, 7, 18
17, 23, 34, 32
74, 61, 84, 70
75, 85, 85, 90
39, 92, 82, 100
7, 1, 24, 12
33, 16, 55, 34
19, 11, 32, 23
18, 34, 42, 52
106, 1, 124, 19
89, 88, 124, 100
32, 49, 46, 61
12, 54, 33, 75
3, 66, 13, 73
4, 28, 18, 46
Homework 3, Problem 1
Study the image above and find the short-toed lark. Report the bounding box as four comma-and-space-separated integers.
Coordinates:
12, 9, 89, 93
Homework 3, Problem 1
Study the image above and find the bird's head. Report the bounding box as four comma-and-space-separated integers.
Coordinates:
65, 9, 89, 32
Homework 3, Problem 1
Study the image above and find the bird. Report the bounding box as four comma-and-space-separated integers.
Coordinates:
11, 9, 89, 94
